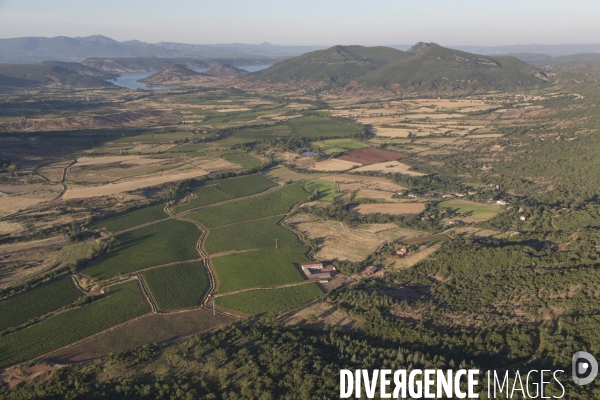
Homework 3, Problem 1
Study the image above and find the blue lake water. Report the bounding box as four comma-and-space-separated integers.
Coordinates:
110, 64, 271, 90
109, 71, 169, 90
238, 64, 271, 72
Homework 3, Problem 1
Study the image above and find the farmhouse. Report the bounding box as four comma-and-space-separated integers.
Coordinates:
442, 194, 453, 199
496, 200, 509, 206
364, 265, 379, 275
392, 247, 408, 257
302, 262, 337, 280
520, 215, 527, 221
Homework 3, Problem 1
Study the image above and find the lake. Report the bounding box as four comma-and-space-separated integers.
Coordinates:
110, 64, 271, 90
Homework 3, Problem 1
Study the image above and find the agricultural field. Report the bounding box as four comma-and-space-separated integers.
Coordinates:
401, 234, 452, 245
286, 213, 425, 262
0, 281, 148, 368
350, 203, 424, 215
304, 179, 337, 201
313, 138, 368, 154
46, 309, 235, 363
438, 200, 502, 221
233, 116, 363, 139
309, 158, 361, 172
185, 184, 309, 228
91, 203, 167, 232
328, 98, 499, 140
113, 131, 195, 144
62, 158, 240, 200
172, 185, 234, 213
140, 262, 208, 311
85, 219, 200, 280
221, 153, 263, 169
264, 165, 322, 183
337, 148, 404, 165
352, 160, 425, 176
211, 247, 309, 293
0, 278, 82, 332
204, 216, 300, 254
319, 174, 405, 192
216, 174, 276, 198
172, 174, 277, 213
215, 283, 323, 316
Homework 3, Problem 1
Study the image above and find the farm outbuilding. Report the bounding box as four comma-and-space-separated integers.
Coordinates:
392, 247, 408, 257
364, 265, 379, 275
302, 263, 337, 280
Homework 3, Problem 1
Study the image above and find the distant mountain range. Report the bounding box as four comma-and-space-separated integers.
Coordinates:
392, 43, 600, 57
0, 35, 325, 64
1, 35, 599, 68
2, 37, 597, 92
251, 43, 549, 94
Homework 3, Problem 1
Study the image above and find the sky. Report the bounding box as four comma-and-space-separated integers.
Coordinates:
0, 0, 599, 46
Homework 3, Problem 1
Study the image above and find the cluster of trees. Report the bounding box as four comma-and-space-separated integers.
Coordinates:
4, 315, 594, 399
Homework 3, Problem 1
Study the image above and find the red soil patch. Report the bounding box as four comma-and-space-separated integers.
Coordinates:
337, 148, 404, 165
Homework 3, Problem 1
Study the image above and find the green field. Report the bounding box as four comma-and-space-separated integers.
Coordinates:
439, 201, 502, 220
173, 185, 234, 213
91, 203, 167, 232
186, 184, 309, 228
85, 219, 200, 280
313, 138, 369, 154
114, 131, 194, 144
402, 234, 452, 245
233, 116, 363, 139
172, 175, 277, 213
216, 174, 276, 198
304, 179, 337, 201
204, 216, 301, 254
212, 247, 309, 293
221, 153, 263, 169
264, 165, 321, 183
140, 262, 209, 311
0, 278, 82, 332
215, 283, 323, 315
0, 281, 148, 368
47, 309, 235, 363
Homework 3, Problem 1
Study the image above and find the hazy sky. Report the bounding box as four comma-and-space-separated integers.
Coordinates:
1, 0, 599, 46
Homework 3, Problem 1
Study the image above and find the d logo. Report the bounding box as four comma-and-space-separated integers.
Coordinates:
572, 351, 598, 385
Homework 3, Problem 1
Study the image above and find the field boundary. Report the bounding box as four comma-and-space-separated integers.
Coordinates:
203, 213, 288, 229
208, 244, 305, 258
136, 275, 157, 313
212, 280, 314, 298
174, 184, 285, 217
126, 258, 204, 276
113, 216, 172, 236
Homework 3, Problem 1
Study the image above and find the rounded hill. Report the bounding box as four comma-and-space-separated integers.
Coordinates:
250, 45, 410, 85
359, 45, 549, 93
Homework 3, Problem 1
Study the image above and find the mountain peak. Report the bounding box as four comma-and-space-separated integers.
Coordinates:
407, 42, 440, 54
